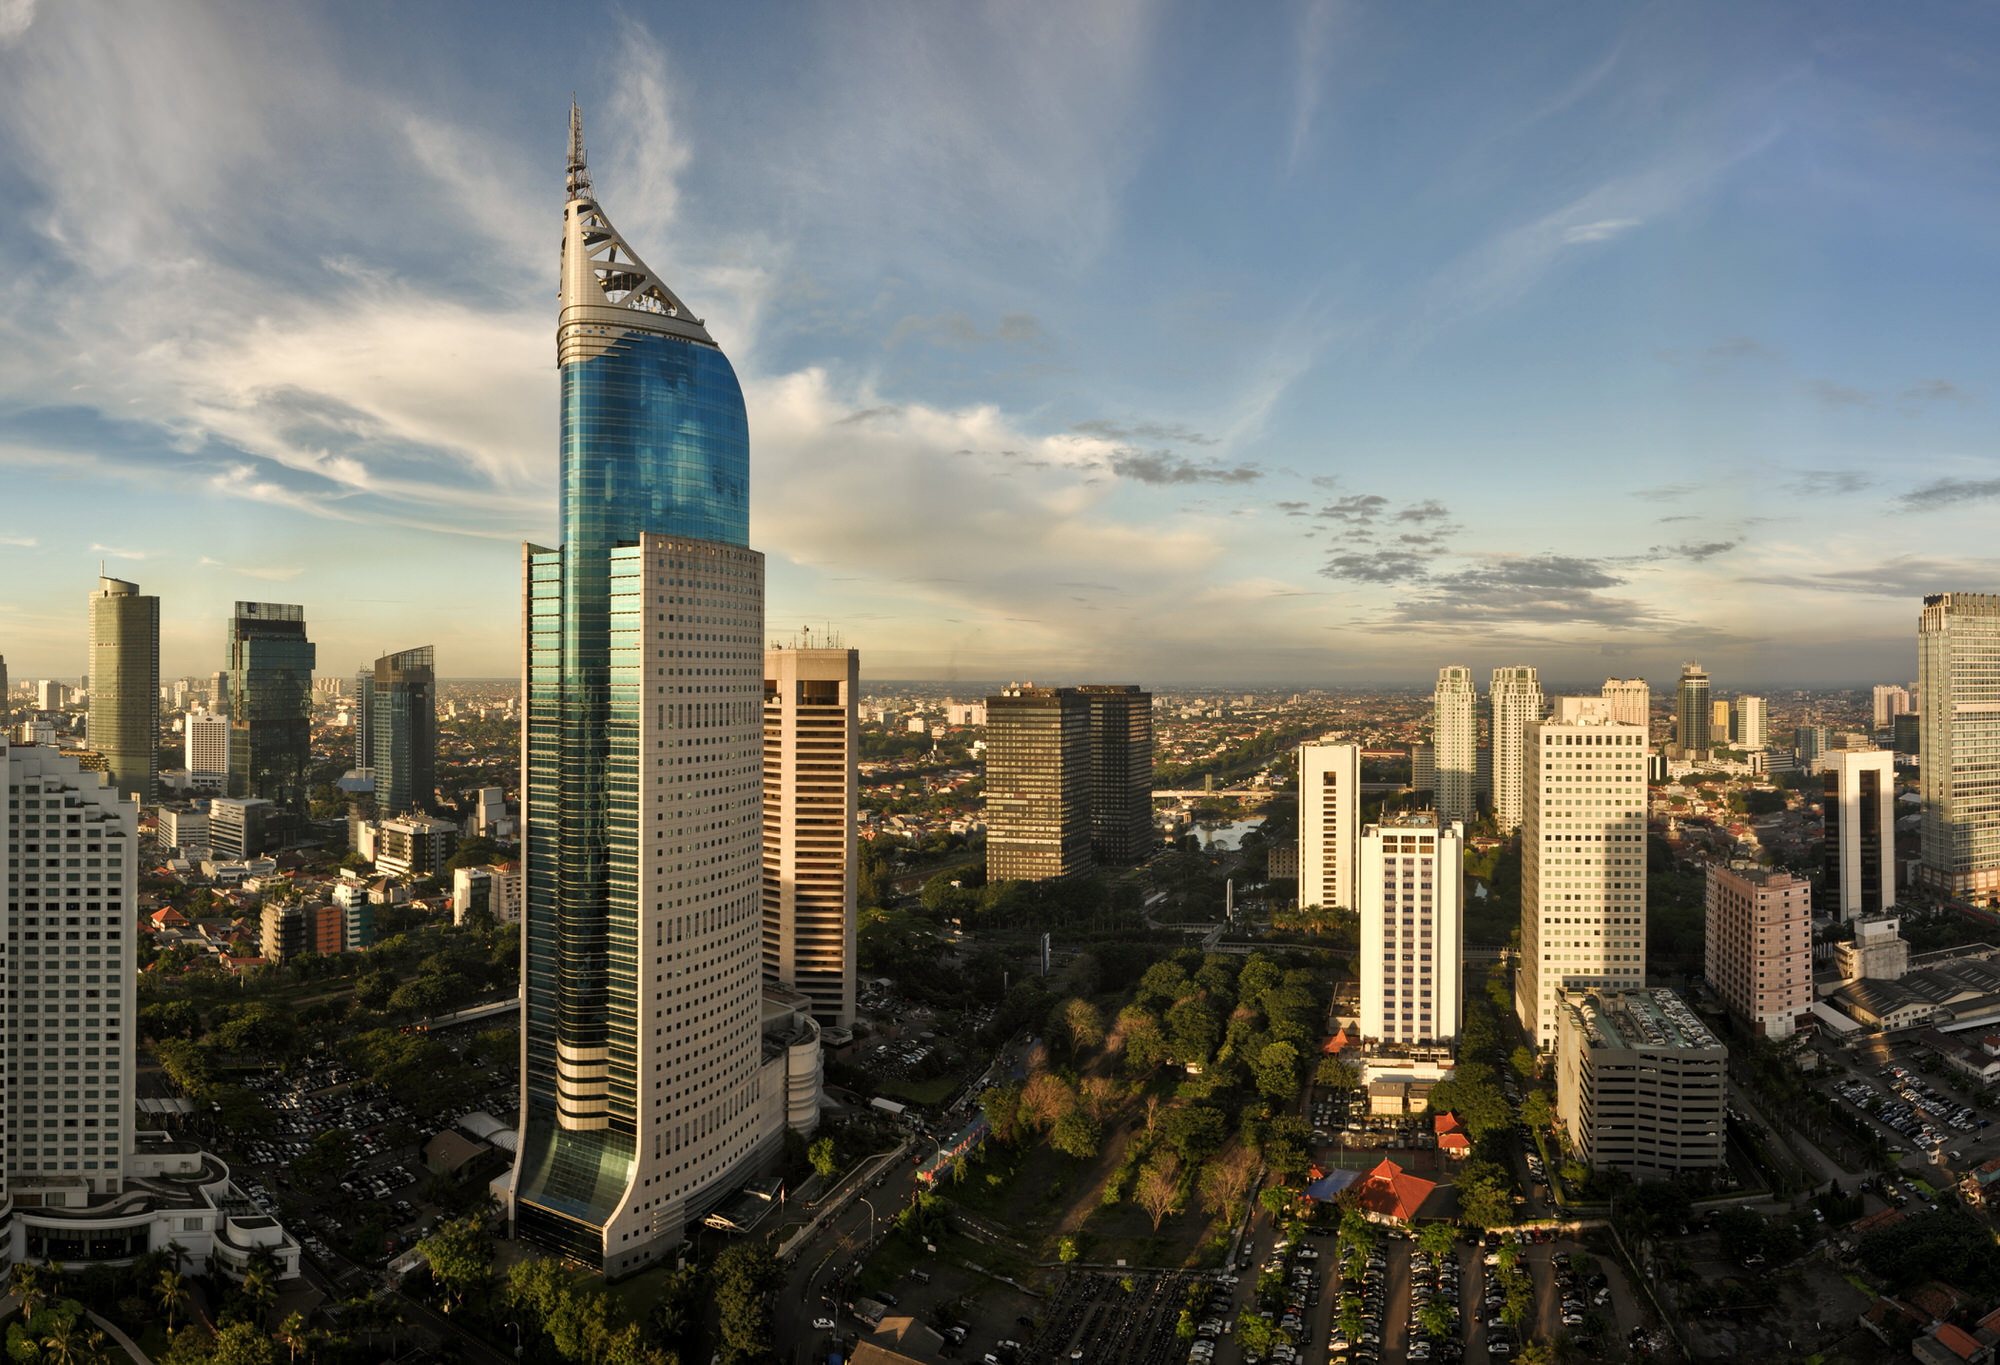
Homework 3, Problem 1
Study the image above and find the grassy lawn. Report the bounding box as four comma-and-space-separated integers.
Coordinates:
606, 1259, 677, 1319
873, 1075, 959, 1106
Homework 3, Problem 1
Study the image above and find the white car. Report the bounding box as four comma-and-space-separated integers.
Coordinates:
812, 1318, 835, 1330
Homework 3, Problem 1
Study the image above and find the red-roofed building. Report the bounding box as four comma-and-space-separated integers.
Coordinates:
149, 907, 190, 931
1921, 1322, 1991, 1365
1434, 1112, 1472, 1158
1352, 1157, 1436, 1224
221, 955, 268, 975
1322, 1029, 1350, 1055
1852, 1205, 1906, 1235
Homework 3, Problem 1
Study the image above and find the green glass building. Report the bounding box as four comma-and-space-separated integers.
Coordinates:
86, 576, 159, 803
226, 602, 315, 807
363, 646, 435, 815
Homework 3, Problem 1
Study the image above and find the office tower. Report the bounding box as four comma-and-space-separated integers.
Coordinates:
184, 707, 230, 791
1893, 712, 1920, 756
1358, 814, 1464, 1045
984, 685, 1092, 882
209, 670, 228, 713
260, 904, 305, 964
367, 646, 437, 815
1432, 666, 1477, 825
1873, 684, 1913, 731
0, 656, 9, 716
1703, 866, 1812, 1038
36, 681, 69, 712
1675, 662, 1710, 760
353, 666, 375, 774
86, 577, 160, 804
208, 797, 274, 859
171, 679, 191, 710
1710, 699, 1731, 745
1795, 724, 1829, 774
512, 106, 814, 1277
1825, 749, 1896, 920
1298, 742, 1360, 912
1489, 666, 1543, 834
762, 646, 859, 1028
1, 740, 139, 1189
1516, 697, 1649, 1047
1080, 685, 1154, 865
1600, 678, 1650, 730
226, 603, 315, 805
1555, 989, 1725, 1174
1735, 695, 1767, 750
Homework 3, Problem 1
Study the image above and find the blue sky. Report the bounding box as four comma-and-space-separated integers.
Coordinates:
2, 1, 1998, 687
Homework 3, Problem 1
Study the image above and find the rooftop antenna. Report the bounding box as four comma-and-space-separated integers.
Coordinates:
566, 96, 592, 203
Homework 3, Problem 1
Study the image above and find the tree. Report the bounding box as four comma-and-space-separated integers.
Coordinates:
1051, 1107, 1102, 1161
1199, 1147, 1259, 1218
1417, 1221, 1457, 1263
209, 1322, 280, 1365
1021, 1072, 1077, 1132
40, 1316, 84, 1365
1254, 1041, 1301, 1103
1510, 1046, 1537, 1080
1053, 997, 1105, 1058
1165, 997, 1220, 1066
1455, 1160, 1515, 1231
711, 1243, 783, 1364
1162, 1106, 1229, 1164
156, 1268, 188, 1334
11, 1263, 45, 1321
417, 1216, 494, 1308
1419, 1298, 1455, 1340
278, 1312, 308, 1365
1258, 1186, 1291, 1221
1138, 1156, 1184, 1231
1315, 1056, 1359, 1090
809, 1136, 840, 1181
1520, 1089, 1554, 1132
1056, 1236, 1080, 1263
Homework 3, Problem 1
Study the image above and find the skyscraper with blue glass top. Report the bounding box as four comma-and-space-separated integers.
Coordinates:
510, 105, 813, 1276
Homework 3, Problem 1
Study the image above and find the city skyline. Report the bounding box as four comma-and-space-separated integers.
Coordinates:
4, 5, 2000, 682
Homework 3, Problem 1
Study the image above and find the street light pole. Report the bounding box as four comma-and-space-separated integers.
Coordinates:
858, 1195, 876, 1243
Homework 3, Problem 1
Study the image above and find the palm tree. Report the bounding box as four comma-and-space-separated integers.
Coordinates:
155, 1268, 187, 1334
40, 1314, 82, 1365
279, 1311, 309, 1364
242, 1260, 278, 1324
82, 1328, 113, 1365
11, 1262, 45, 1320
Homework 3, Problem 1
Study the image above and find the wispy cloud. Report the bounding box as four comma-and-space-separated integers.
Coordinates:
0, 534, 36, 547
1806, 379, 1873, 408
1107, 451, 1260, 485
1897, 477, 2000, 512
88, 543, 144, 560
886, 310, 1049, 352
0, 0, 34, 47
1789, 469, 1873, 496
1561, 218, 1641, 244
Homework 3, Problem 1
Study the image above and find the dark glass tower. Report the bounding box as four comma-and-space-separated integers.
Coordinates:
87, 576, 159, 803
513, 105, 770, 1274
226, 603, 316, 806
367, 646, 436, 815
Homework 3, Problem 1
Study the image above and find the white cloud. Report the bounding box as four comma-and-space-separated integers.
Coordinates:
0, 0, 34, 48
1562, 218, 1641, 244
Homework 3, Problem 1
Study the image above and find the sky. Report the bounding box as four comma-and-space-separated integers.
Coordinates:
2, 1, 1999, 688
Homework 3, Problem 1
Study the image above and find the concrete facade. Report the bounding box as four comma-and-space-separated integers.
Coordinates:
1556, 988, 1726, 1174
1298, 741, 1360, 913
1432, 667, 1477, 826
1359, 814, 1464, 1046
1703, 865, 1813, 1039
1825, 748, 1897, 920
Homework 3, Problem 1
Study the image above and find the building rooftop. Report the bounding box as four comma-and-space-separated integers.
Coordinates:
1570, 988, 1721, 1051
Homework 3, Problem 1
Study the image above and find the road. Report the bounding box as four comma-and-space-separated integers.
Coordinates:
774, 1132, 928, 1365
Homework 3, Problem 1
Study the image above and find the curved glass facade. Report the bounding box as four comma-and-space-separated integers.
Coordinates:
560, 332, 749, 552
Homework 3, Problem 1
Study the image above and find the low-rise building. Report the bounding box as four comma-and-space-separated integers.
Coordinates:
208, 797, 275, 860
375, 815, 457, 881
451, 863, 522, 925
1556, 987, 1727, 1175
1838, 915, 1910, 982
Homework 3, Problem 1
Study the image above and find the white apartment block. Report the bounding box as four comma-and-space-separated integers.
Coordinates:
1432, 667, 1477, 826
1359, 814, 1464, 1046
1298, 742, 1360, 913
3, 741, 136, 1188
1489, 666, 1543, 835
1517, 697, 1650, 1048
1703, 865, 1812, 1039
1873, 684, 1912, 731
1825, 748, 1896, 920
183, 708, 229, 786
1600, 678, 1650, 731
762, 646, 859, 1029
451, 864, 523, 925
1735, 694, 1767, 750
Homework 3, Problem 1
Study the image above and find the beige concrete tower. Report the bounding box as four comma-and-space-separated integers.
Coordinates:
1298, 741, 1359, 913
762, 645, 859, 1029
1489, 665, 1543, 835
1432, 666, 1477, 826
86, 577, 158, 804
1359, 813, 1464, 1046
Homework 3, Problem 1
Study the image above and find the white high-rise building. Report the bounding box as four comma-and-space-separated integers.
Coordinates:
1825, 748, 1897, 920
1919, 594, 2000, 904
1298, 742, 1360, 913
2, 740, 137, 1188
1735, 695, 1767, 750
1432, 667, 1477, 826
1517, 697, 1650, 1048
1359, 813, 1464, 1046
1600, 678, 1650, 730
1872, 685, 1912, 731
762, 645, 859, 1029
184, 707, 229, 789
1489, 666, 1544, 835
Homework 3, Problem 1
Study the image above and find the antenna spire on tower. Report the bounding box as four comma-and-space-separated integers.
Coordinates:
566, 96, 592, 202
